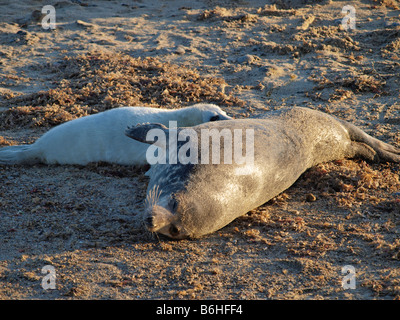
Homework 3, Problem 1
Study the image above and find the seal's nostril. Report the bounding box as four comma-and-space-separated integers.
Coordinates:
146, 216, 154, 228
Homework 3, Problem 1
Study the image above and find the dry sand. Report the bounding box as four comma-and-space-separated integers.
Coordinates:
0, 0, 400, 299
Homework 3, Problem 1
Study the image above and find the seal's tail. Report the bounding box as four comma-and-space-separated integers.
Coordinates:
339, 120, 400, 163
0, 144, 42, 165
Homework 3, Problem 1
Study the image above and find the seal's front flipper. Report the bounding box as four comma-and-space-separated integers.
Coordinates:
125, 123, 169, 147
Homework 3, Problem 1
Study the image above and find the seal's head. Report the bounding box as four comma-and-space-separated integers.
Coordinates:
182, 103, 233, 125
143, 184, 192, 239
139, 163, 230, 239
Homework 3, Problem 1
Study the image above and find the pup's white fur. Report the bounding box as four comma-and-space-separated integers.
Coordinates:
0, 104, 231, 165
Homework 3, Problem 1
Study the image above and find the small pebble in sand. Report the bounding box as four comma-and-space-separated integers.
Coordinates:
237, 54, 259, 64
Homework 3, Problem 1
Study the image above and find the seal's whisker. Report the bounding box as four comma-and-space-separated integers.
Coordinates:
145, 185, 162, 209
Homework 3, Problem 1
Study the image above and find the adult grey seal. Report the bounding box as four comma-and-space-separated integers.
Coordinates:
126, 107, 400, 239
0, 103, 231, 165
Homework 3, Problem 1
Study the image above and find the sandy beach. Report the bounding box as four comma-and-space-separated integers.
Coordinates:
0, 0, 399, 299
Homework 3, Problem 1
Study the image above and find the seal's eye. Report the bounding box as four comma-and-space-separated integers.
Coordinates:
210, 115, 220, 121
169, 225, 179, 237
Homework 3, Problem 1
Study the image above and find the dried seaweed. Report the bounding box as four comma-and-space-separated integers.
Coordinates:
0, 51, 244, 129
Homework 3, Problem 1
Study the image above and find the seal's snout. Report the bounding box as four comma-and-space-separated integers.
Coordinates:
144, 205, 174, 232
219, 114, 234, 121
145, 216, 155, 229
143, 203, 190, 239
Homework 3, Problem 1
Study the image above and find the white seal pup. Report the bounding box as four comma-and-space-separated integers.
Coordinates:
0, 103, 231, 165
126, 107, 400, 239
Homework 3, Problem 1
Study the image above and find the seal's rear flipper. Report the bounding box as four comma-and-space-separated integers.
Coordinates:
340, 120, 400, 163
0, 144, 42, 165
348, 141, 377, 162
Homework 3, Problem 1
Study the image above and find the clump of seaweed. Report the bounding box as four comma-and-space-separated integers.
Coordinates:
0, 51, 244, 129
